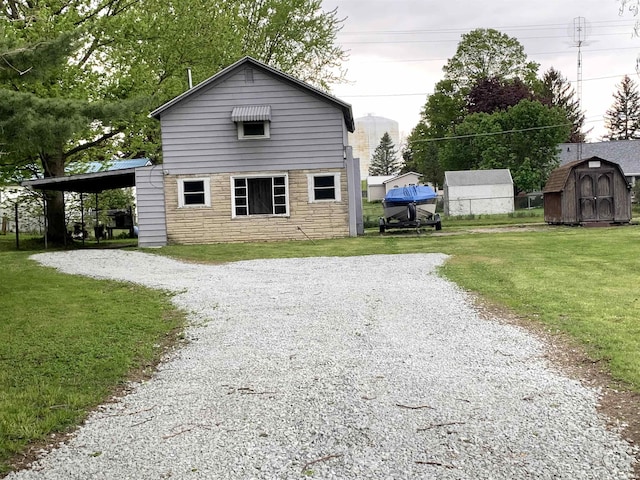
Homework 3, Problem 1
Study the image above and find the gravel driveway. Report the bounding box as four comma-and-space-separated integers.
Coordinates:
9, 250, 636, 479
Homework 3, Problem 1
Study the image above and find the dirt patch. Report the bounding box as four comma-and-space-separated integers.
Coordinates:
473, 296, 640, 479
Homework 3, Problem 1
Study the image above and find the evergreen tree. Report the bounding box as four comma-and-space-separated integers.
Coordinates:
0, 0, 347, 243
369, 132, 400, 176
539, 68, 586, 143
604, 75, 640, 140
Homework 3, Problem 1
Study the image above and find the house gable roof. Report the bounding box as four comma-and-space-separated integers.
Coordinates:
559, 140, 640, 175
445, 169, 513, 187
149, 57, 355, 132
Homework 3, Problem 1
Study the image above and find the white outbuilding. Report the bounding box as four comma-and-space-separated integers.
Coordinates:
444, 169, 514, 216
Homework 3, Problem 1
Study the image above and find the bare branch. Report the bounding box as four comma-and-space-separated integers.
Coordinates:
63, 129, 122, 159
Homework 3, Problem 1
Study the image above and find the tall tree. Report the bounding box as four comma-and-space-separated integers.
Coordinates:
0, 0, 347, 243
369, 132, 400, 176
604, 75, 640, 140
538, 68, 585, 143
442, 28, 539, 93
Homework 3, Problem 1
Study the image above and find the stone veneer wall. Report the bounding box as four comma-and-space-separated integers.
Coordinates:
164, 168, 350, 244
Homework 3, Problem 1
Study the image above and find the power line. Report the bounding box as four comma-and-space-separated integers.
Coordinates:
337, 19, 636, 36
409, 123, 573, 143
337, 72, 632, 98
339, 31, 632, 45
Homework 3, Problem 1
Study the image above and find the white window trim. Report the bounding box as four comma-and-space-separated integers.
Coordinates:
230, 173, 289, 218
237, 121, 270, 140
307, 172, 341, 203
177, 177, 211, 208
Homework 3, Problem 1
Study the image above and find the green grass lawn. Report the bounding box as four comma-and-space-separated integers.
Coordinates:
2, 220, 640, 475
0, 237, 184, 475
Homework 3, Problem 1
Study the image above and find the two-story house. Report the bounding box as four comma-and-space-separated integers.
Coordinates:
135, 56, 362, 246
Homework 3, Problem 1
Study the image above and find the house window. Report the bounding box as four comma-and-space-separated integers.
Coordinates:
238, 121, 270, 139
232, 175, 288, 216
231, 105, 271, 140
308, 173, 341, 202
178, 178, 211, 207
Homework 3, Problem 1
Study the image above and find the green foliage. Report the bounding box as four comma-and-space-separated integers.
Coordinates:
369, 132, 400, 176
538, 68, 585, 143
442, 28, 539, 92
439, 100, 570, 192
406, 29, 564, 192
1, 0, 347, 242
604, 75, 640, 140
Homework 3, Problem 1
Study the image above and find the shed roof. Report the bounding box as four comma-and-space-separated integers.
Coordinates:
150, 57, 355, 132
445, 169, 513, 187
544, 156, 628, 193
22, 158, 153, 193
382, 171, 421, 185
367, 175, 395, 186
559, 140, 640, 175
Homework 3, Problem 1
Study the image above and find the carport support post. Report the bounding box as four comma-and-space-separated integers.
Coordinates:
80, 193, 85, 246
14, 202, 19, 250
95, 193, 100, 245
43, 194, 47, 250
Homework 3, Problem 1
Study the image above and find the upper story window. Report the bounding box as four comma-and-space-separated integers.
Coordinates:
178, 178, 211, 207
238, 121, 270, 139
231, 105, 271, 140
308, 173, 341, 202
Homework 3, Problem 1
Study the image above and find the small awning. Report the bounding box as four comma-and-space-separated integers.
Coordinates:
231, 105, 271, 122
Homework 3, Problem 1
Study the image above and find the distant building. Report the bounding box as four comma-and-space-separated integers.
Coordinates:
444, 169, 514, 216
559, 140, 640, 186
350, 114, 400, 179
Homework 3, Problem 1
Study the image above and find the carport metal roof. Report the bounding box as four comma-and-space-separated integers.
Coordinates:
21, 168, 137, 193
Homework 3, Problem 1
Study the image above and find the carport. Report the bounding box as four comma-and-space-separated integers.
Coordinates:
21, 167, 140, 245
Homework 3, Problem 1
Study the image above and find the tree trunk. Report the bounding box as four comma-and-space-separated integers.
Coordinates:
41, 153, 67, 244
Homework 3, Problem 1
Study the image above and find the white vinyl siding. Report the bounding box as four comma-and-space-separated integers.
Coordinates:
308, 173, 341, 202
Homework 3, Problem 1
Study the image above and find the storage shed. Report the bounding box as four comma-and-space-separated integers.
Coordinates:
444, 169, 514, 216
543, 156, 631, 225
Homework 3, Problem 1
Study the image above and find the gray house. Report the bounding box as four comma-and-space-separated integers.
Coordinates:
139, 56, 362, 246
559, 140, 640, 186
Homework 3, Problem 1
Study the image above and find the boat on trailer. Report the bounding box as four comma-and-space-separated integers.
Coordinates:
379, 185, 442, 233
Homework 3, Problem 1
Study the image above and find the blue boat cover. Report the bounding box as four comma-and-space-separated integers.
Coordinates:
384, 185, 437, 204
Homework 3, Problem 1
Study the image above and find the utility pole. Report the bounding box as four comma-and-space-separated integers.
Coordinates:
572, 17, 588, 160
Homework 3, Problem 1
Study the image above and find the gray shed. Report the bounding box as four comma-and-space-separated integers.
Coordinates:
543, 156, 631, 225
444, 169, 514, 216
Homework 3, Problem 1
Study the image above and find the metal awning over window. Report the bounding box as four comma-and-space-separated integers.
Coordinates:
231, 105, 271, 122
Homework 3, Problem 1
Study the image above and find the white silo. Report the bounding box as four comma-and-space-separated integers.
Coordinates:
349, 114, 401, 179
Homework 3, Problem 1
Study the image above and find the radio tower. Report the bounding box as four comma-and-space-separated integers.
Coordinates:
572, 17, 588, 160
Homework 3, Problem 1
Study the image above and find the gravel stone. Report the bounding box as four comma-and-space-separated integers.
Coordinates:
7, 250, 636, 479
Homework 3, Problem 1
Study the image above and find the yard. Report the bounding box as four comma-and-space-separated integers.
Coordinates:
1, 221, 640, 475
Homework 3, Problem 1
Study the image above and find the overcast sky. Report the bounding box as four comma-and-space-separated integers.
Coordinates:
321, 0, 640, 142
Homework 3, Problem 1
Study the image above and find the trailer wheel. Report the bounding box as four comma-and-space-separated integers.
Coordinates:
379, 218, 386, 234
407, 203, 417, 221
435, 220, 442, 231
